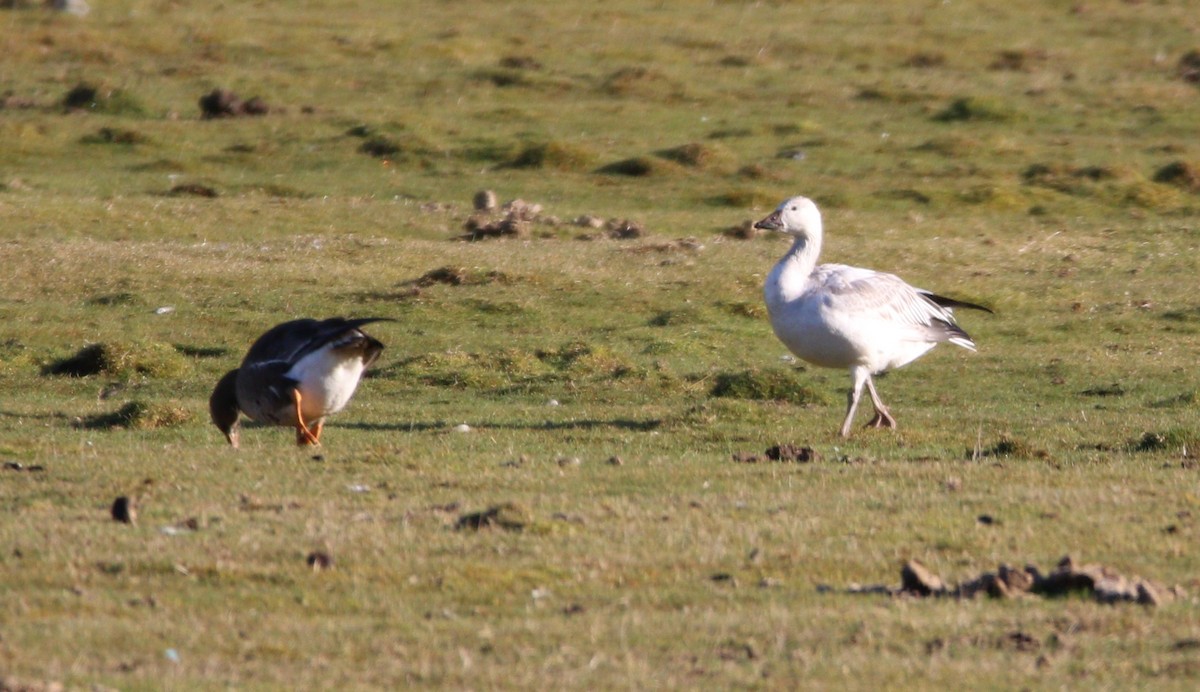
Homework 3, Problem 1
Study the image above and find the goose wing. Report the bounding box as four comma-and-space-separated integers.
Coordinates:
814, 265, 975, 348
916, 290, 993, 314
241, 317, 390, 368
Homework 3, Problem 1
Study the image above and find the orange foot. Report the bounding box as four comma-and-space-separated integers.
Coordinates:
292, 389, 322, 446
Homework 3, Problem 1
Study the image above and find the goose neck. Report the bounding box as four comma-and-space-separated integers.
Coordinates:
780, 235, 820, 276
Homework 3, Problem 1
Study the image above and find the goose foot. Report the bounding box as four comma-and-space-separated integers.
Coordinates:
865, 410, 896, 429
292, 390, 322, 446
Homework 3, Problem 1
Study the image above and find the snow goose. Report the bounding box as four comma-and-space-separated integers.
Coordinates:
755, 196, 990, 437
210, 317, 389, 448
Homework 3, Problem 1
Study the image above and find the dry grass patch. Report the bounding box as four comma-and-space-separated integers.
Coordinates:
505, 141, 596, 171
42, 341, 190, 379
1153, 161, 1200, 192
79, 400, 191, 430
933, 96, 1021, 123
601, 66, 683, 99
709, 368, 827, 406
61, 83, 148, 117
655, 142, 732, 171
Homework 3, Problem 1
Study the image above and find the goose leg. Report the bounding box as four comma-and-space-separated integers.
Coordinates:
863, 375, 896, 429
839, 368, 870, 437
291, 389, 321, 446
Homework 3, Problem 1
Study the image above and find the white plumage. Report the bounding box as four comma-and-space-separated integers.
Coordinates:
755, 196, 989, 437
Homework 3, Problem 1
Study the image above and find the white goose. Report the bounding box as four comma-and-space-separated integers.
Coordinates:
755, 196, 990, 437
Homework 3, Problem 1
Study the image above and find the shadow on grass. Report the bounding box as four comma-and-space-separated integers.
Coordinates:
338, 418, 663, 433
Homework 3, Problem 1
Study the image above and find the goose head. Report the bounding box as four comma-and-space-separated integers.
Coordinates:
209, 368, 242, 448
754, 196, 822, 239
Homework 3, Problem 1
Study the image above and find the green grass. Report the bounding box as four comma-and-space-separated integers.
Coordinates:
2, 0, 1200, 688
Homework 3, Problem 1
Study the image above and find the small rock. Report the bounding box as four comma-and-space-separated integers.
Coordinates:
453, 423, 472, 433
971, 572, 1010, 598
503, 198, 542, 217
1135, 581, 1161, 606
473, 190, 497, 211
977, 514, 997, 525
998, 563, 1034, 593
900, 560, 945, 596
556, 456, 581, 467
606, 455, 624, 466
574, 215, 605, 229
111, 496, 136, 524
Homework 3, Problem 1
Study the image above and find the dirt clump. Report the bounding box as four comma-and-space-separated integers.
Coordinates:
732, 443, 818, 464
1153, 161, 1200, 192
723, 220, 759, 239
473, 189, 498, 211
199, 89, 270, 118
841, 556, 1184, 607
901, 560, 946, 596
459, 198, 545, 241
455, 502, 532, 532
1177, 50, 1200, 83
110, 496, 136, 524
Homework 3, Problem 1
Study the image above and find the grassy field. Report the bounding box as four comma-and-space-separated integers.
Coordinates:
2, 0, 1199, 688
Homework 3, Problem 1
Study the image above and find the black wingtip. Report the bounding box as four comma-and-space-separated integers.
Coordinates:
921, 293, 994, 314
